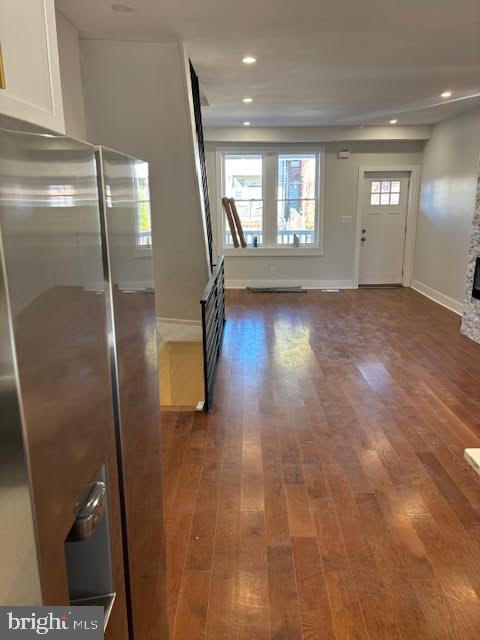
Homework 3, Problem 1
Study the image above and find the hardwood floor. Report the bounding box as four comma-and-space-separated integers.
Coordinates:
162, 287, 480, 640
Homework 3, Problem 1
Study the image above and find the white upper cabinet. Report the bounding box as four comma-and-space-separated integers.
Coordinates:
0, 0, 65, 133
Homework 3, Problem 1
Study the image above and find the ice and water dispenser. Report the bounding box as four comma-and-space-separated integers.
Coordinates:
64, 466, 116, 625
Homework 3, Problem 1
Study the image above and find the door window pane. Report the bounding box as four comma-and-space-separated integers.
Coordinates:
380, 193, 390, 205
223, 154, 263, 245
390, 192, 400, 205
370, 179, 403, 207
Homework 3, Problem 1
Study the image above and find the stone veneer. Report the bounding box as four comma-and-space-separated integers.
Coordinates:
461, 170, 480, 344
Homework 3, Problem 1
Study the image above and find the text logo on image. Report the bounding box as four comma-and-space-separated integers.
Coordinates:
0, 606, 103, 638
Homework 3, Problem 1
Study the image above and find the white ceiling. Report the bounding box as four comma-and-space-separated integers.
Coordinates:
57, 0, 480, 127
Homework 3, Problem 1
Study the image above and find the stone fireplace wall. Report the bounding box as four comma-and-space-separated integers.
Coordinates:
461, 169, 480, 344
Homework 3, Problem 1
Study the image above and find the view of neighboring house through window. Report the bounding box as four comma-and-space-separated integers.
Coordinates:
221, 149, 322, 251
223, 154, 263, 245
277, 153, 317, 244
134, 161, 152, 248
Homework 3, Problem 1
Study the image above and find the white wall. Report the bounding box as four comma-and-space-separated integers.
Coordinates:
206, 125, 432, 144
206, 139, 424, 287
80, 40, 210, 322
413, 108, 480, 310
55, 11, 86, 140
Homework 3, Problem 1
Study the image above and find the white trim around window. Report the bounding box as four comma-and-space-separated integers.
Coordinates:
216, 145, 325, 256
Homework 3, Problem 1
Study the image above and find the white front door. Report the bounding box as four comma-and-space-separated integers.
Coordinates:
359, 174, 410, 285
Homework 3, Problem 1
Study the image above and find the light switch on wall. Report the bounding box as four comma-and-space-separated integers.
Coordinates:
341, 216, 353, 224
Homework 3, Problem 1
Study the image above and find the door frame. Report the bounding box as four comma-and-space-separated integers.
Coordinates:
353, 165, 421, 288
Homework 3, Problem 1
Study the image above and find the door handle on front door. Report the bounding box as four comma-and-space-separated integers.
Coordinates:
361, 229, 366, 242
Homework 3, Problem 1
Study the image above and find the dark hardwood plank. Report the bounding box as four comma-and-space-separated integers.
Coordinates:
240, 510, 267, 571
171, 570, 210, 640
262, 419, 290, 547
165, 412, 209, 624
319, 443, 403, 639
238, 569, 270, 640
238, 510, 270, 639
285, 484, 316, 537
417, 451, 480, 527
165, 289, 480, 640
241, 436, 265, 512
374, 490, 435, 580
185, 421, 225, 571
355, 492, 433, 639
413, 579, 469, 640
267, 545, 303, 640
410, 513, 480, 638
291, 537, 336, 640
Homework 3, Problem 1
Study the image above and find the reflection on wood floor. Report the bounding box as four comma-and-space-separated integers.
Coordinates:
162, 288, 480, 640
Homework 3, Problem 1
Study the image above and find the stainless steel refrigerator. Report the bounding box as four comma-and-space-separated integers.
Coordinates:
0, 129, 168, 640
96, 145, 168, 640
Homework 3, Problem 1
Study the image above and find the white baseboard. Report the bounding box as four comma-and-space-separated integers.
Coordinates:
225, 278, 355, 290
156, 316, 202, 342
84, 281, 105, 293
118, 280, 154, 291
411, 279, 463, 316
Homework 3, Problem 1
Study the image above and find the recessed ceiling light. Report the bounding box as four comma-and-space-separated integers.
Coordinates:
389, 119, 398, 124
242, 56, 257, 65
243, 121, 251, 126
111, 3, 134, 12
242, 97, 253, 103
441, 90, 453, 98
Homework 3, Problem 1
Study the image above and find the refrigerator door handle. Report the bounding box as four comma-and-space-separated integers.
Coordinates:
67, 482, 106, 541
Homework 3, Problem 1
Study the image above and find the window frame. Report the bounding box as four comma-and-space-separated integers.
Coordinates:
217, 145, 325, 256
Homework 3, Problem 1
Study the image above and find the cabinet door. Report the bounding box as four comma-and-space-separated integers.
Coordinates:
0, 0, 64, 133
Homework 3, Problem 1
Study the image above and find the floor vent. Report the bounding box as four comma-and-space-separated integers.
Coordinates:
246, 286, 306, 293
358, 284, 402, 289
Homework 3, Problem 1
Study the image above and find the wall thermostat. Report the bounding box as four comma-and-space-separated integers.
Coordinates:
337, 150, 350, 159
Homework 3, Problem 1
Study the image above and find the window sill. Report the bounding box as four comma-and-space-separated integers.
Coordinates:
223, 246, 325, 257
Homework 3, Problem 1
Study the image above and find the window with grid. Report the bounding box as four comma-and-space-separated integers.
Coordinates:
370, 180, 401, 206
221, 149, 323, 251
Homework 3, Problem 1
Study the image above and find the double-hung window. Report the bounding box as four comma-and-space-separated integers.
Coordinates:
220, 148, 324, 254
